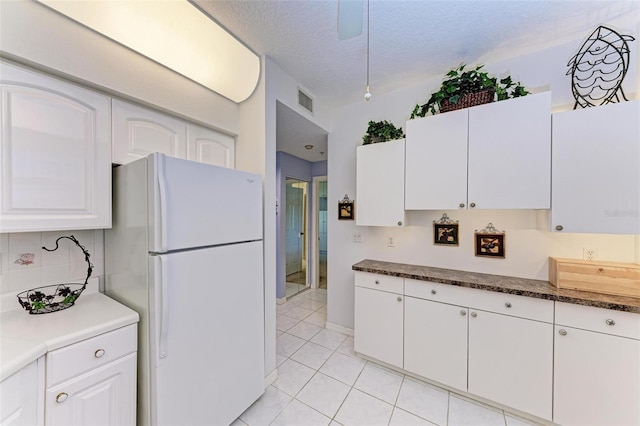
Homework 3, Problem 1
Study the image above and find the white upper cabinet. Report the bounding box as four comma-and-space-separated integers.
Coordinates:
112, 99, 187, 165
0, 61, 111, 232
468, 92, 551, 209
551, 100, 640, 234
405, 92, 551, 210
356, 139, 406, 227
405, 109, 468, 210
187, 123, 235, 168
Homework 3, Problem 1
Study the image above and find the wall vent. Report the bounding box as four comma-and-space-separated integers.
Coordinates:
298, 89, 313, 114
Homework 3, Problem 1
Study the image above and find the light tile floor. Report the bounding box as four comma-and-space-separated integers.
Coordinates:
234, 289, 542, 426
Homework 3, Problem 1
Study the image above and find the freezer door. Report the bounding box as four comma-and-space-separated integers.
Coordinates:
148, 241, 264, 426
148, 153, 263, 253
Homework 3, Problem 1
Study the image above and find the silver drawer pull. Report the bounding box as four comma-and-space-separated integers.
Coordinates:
470, 312, 477, 318
56, 392, 68, 403
431, 289, 437, 295
460, 310, 466, 316
94, 349, 106, 358
397, 296, 402, 302
606, 319, 616, 326
504, 302, 512, 308
559, 329, 567, 336
374, 280, 380, 285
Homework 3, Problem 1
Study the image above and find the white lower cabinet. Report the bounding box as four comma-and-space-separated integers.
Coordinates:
44, 325, 138, 426
0, 359, 44, 425
553, 303, 640, 426
354, 284, 404, 368
404, 297, 468, 391
468, 310, 553, 420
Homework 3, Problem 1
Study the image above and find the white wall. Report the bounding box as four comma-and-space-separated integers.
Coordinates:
0, 0, 238, 134
327, 18, 640, 330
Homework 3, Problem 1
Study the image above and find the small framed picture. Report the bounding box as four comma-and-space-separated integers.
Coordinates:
475, 233, 505, 258
434, 223, 459, 246
338, 195, 354, 220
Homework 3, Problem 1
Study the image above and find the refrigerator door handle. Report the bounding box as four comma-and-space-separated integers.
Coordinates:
157, 154, 169, 253
159, 256, 169, 359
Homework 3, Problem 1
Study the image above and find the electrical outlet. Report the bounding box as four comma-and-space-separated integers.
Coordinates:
387, 236, 395, 247
352, 232, 362, 243
583, 247, 597, 261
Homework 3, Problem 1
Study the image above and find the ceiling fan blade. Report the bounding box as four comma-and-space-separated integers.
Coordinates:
337, 0, 364, 40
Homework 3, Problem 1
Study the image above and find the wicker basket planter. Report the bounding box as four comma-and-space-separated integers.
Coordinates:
439, 89, 495, 113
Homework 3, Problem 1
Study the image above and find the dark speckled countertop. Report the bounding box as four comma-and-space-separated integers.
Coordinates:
353, 259, 640, 314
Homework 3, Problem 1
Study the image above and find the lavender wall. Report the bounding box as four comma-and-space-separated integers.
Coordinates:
276, 152, 327, 299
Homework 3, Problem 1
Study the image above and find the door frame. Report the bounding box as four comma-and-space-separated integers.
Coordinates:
311, 175, 327, 289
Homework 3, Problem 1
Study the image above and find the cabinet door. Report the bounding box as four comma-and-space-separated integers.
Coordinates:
0, 61, 111, 232
112, 99, 186, 164
551, 100, 640, 234
45, 353, 136, 426
554, 326, 640, 426
468, 310, 552, 420
405, 110, 468, 210
404, 297, 467, 391
468, 92, 551, 209
354, 286, 403, 367
187, 123, 235, 168
0, 359, 43, 426
356, 139, 405, 227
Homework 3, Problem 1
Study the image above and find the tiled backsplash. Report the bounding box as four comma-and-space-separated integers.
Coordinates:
0, 230, 105, 294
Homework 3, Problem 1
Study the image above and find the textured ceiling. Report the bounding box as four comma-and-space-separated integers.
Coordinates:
193, 0, 638, 162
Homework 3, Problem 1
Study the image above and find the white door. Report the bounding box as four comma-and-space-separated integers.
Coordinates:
285, 184, 304, 276
404, 298, 468, 391
0, 60, 111, 232
150, 241, 264, 426
147, 154, 262, 252
405, 109, 469, 210
187, 123, 235, 168
0, 360, 42, 426
354, 287, 404, 368
45, 354, 136, 426
112, 99, 187, 165
468, 92, 551, 209
468, 310, 553, 420
554, 325, 640, 426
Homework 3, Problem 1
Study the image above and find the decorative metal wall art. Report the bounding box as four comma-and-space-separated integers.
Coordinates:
567, 25, 635, 109
474, 223, 505, 258
338, 194, 354, 220
433, 213, 459, 246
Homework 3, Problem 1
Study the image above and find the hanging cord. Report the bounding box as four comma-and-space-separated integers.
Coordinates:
364, 0, 371, 100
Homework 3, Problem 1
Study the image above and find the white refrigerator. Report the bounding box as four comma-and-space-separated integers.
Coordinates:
105, 153, 264, 426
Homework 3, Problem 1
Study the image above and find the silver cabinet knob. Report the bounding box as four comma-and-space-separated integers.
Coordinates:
470, 202, 476, 208
94, 349, 105, 358
397, 296, 402, 302
374, 280, 380, 285
606, 319, 616, 326
558, 329, 567, 336
470, 312, 477, 318
56, 392, 68, 403
459, 203, 465, 208
555, 225, 563, 231
460, 310, 466, 316
504, 302, 512, 308
431, 289, 437, 295
397, 221, 403, 226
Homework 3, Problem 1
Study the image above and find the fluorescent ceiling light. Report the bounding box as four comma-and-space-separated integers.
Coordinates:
37, 0, 260, 103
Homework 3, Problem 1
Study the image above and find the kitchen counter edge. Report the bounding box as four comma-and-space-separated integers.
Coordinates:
352, 259, 640, 313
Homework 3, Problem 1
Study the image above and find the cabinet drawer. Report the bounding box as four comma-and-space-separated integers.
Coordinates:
555, 302, 640, 340
405, 279, 553, 323
46, 324, 137, 387
355, 271, 403, 294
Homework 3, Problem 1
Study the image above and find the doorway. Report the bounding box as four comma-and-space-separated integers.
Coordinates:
313, 176, 328, 289
285, 178, 308, 297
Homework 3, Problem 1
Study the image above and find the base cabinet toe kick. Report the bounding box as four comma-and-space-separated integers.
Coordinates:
354, 270, 640, 425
